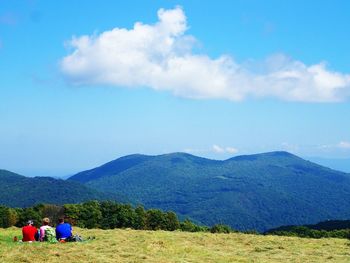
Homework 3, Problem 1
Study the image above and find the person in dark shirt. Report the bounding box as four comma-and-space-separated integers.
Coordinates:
22, 220, 37, 242
55, 218, 72, 241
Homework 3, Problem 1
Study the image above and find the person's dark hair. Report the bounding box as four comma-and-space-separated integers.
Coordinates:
58, 218, 64, 224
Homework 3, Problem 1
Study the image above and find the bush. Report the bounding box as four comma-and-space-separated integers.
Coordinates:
210, 224, 232, 233
180, 219, 201, 232
0, 206, 19, 228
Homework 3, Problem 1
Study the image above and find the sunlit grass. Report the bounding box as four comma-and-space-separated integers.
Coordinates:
1, 227, 349, 262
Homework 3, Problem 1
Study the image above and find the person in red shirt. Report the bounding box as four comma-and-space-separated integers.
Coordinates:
22, 220, 37, 242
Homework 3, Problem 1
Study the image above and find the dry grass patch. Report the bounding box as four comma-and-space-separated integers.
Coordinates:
0, 227, 349, 262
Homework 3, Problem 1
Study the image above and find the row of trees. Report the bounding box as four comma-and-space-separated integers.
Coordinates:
267, 226, 350, 239
0, 203, 64, 228
0, 201, 233, 233
4, 201, 348, 238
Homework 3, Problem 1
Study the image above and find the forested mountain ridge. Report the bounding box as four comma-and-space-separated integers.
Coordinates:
69, 154, 153, 183
69, 151, 350, 231
0, 169, 126, 207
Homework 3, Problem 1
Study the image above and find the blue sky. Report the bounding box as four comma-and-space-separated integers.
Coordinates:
1, 0, 350, 177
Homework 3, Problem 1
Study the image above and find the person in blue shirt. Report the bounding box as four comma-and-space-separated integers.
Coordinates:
56, 218, 72, 241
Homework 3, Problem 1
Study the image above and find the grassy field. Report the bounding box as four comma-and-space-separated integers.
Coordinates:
1, 227, 349, 262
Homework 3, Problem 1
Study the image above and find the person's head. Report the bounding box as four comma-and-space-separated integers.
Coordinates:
27, 220, 34, 226
42, 217, 50, 226
58, 218, 64, 224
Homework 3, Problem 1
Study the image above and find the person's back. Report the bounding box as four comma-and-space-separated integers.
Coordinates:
56, 218, 72, 240
22, 220, 37, 242
40, 217, 57, 243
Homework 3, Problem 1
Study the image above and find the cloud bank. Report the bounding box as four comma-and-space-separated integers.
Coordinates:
61, 7, 350, 102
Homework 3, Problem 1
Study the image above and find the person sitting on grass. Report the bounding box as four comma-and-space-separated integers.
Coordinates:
55, 217, 72, 242
22, 220, 37, 242
39, 217, 57, 243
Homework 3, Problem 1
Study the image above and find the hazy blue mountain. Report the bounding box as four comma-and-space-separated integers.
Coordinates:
0, 169, 126, 207
68, 151, 350, 231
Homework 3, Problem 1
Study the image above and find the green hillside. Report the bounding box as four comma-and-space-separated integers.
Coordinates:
69, 151, 350, 231
0, 170, 125, 207
268, 219, 350, 233
266, 219, 350, 239
1, 227, 349, 263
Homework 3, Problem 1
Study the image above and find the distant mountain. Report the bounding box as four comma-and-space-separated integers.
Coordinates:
70, 154, 152, 183
68, 151, 350, 232
0, 169, 125, 207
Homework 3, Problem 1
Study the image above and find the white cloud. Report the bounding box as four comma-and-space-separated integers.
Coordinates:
212, 144, 225, 153
225, 147, 239, 154
338, 141, 350, 149
61, 7, 350, 102
212, 144, 238, 154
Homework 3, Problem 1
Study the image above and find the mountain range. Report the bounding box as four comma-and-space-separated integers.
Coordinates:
68, 151, 350, 231
1, 151, 350, 231
0, 169, 126, 207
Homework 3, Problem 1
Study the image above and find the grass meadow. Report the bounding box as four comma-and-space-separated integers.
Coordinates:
1, 227, 350, 262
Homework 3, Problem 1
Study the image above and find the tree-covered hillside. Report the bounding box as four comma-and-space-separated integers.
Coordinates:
0, 170, 125, 207
69, 151, 350, 232
266, 219, 350, 239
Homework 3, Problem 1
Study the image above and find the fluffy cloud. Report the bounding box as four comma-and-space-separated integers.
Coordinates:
212, 145, 238, 154
61, 7, 350, 102
212, 144, 225, 153
225, 147, 239, 154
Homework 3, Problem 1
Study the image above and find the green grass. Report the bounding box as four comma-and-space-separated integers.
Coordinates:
1, 227, 350, 262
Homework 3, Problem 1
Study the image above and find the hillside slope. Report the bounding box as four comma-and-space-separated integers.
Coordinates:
0, 170, 124, 207
68, 151, 350, 231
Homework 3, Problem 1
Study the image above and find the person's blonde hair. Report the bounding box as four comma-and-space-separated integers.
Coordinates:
42, 217, 50, 225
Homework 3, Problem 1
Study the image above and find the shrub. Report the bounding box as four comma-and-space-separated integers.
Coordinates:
210, 224, 232, 233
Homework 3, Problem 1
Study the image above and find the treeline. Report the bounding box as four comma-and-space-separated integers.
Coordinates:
3, 201, 349, 239
266, 226, 350, 239
0, 201, 234, 233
